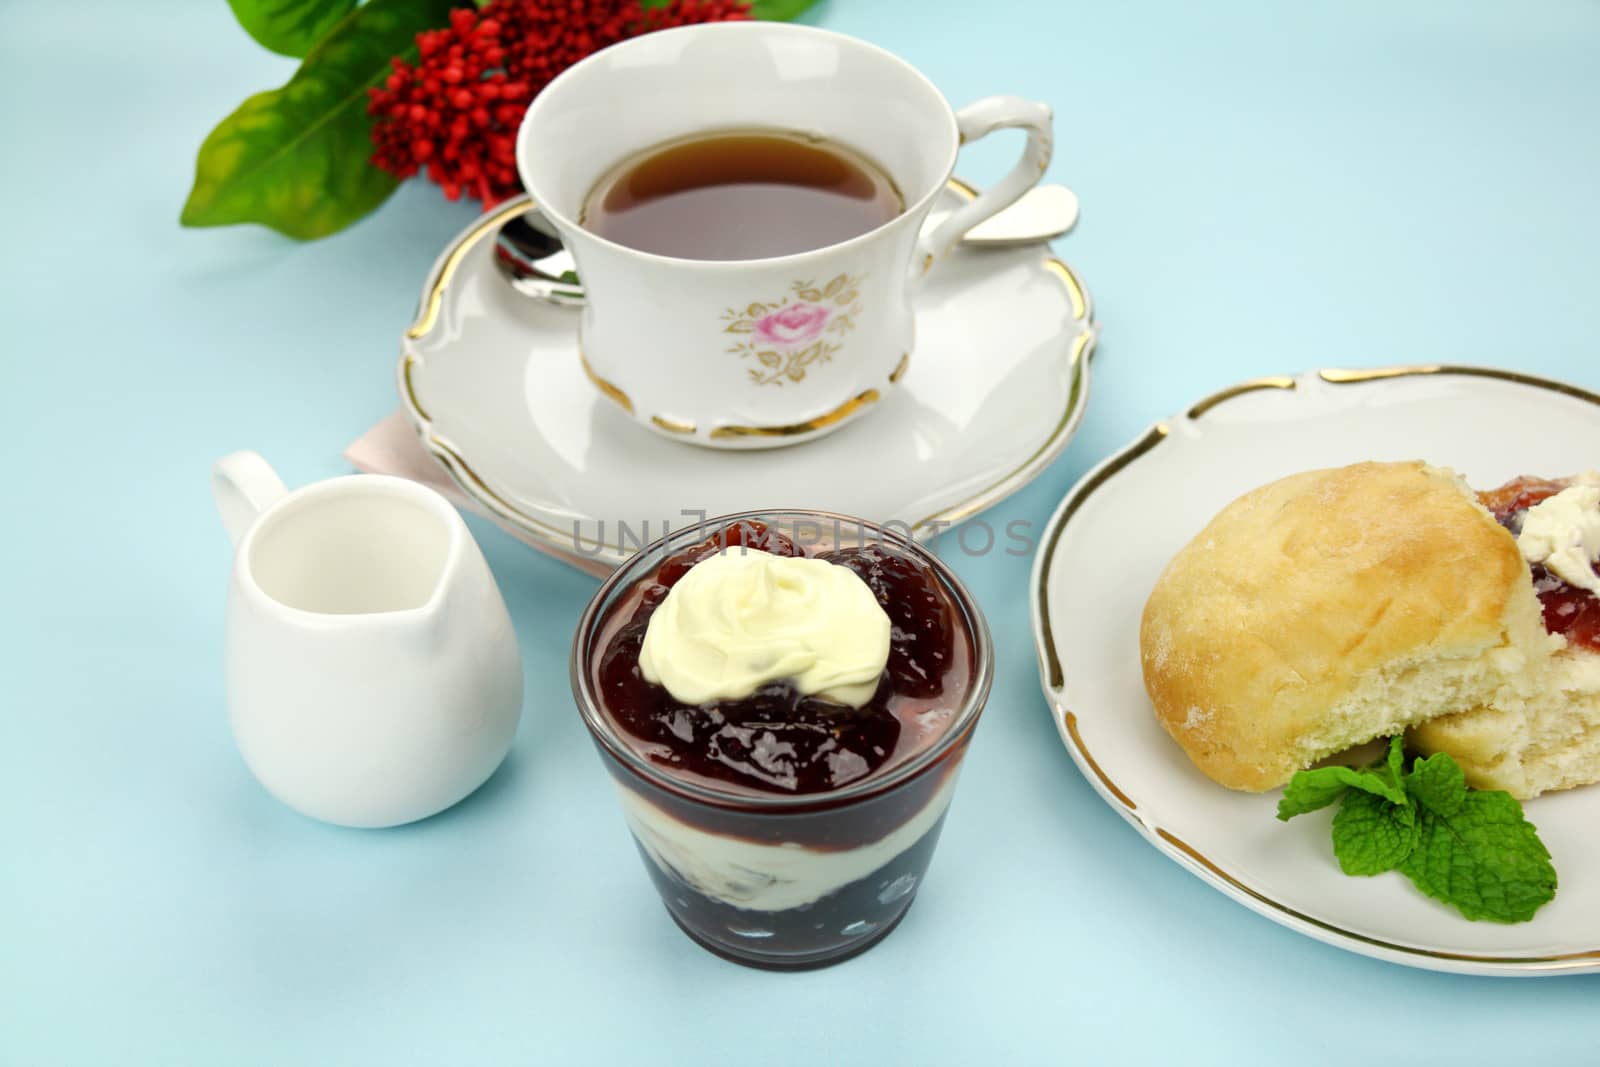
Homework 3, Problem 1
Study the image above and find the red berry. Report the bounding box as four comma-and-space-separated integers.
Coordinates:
369, 0, 752, 207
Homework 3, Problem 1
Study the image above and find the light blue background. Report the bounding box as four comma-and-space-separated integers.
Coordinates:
5, 0, 1599, 1062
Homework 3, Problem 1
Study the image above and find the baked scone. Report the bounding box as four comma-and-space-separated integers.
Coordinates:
1140, 461, 1552, 792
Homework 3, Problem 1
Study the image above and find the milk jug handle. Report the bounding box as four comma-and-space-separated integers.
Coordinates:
212, 451, 289, 547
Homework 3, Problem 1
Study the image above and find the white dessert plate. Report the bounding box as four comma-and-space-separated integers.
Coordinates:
399, 183, 1096, 569
1030, 366, 1600, 976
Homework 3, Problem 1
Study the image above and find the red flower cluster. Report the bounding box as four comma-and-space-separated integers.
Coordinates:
369, 0, 751, 206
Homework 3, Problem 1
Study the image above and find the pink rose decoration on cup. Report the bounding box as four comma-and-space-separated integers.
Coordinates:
754, 303, 831, 347
723, 273, 865, 387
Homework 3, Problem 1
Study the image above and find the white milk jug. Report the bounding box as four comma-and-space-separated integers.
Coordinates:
212, 451, 523, 828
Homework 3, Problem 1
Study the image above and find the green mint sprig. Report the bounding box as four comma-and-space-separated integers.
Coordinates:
1277, 737, 1557, 923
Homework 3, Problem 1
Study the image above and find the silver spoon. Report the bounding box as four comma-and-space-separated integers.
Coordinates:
494, 183, 1079, 305
494, 209, 584, 307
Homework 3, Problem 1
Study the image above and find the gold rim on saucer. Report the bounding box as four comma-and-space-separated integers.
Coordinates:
399, 179, 1098, 567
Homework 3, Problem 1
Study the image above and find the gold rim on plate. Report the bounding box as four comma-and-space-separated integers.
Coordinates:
1033, 364, 1600, 972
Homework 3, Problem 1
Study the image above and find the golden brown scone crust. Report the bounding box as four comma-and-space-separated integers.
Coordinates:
1139, 461, 1526, 791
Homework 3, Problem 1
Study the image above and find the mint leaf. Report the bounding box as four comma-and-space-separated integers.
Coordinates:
1362, 735, 1408, 795
182, 0, 460, 240
1397, 791, 1557, 923
1277, 738, 1555, 922
1277, 760, 1406, 821
1385, 734, 1406, 787
1404, 751, 1468, 816
228, 0, 358, 58
1331, 790, 1419, 875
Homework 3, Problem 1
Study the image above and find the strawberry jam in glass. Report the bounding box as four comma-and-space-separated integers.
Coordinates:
570, 511, 993, 969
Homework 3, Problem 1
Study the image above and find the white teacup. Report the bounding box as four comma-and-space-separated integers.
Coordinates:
517, 22, 1053, 450
212, 452, 523, 828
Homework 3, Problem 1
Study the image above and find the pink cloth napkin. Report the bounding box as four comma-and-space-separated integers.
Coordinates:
344, 411, 612, 577
344, 410, 464, 499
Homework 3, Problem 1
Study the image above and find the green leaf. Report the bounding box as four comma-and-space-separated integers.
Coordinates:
1331, 790, 1419, 876
1277, 761, 1406, 821
182, 0, 461, 240
228, 0, 358, 58
644, 0, 819, 14
1362, 736, 1408, 794
749, 0, 822, 20
1404, 751, 1468, 816
1385, 734, 1405, 785
1398, 791, 1557, 923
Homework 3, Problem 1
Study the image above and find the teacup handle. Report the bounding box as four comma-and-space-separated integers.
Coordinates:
912, 96, 1055, 285
212, 451, 288, 547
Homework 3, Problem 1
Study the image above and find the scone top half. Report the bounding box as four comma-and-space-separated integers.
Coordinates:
1140, 461, 1548, 792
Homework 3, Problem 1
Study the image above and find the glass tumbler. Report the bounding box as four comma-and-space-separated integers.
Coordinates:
570, 510, 994, 970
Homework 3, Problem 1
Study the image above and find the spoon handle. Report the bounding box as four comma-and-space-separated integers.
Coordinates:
962, 184, 1079, 247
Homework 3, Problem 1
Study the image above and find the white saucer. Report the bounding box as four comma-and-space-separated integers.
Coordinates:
1030, 366, 1600, 976
399, 184, 1097, 569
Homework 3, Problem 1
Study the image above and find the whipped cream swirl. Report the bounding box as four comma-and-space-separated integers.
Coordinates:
638, 549, 891, 707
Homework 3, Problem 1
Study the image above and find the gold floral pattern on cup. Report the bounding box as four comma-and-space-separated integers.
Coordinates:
721, 272, 865, 387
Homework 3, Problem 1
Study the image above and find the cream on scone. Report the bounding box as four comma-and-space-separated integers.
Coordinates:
1139, 461, 1567, 794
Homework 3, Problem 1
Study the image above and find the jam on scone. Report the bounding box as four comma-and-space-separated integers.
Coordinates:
1480, 475, 1600, 652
